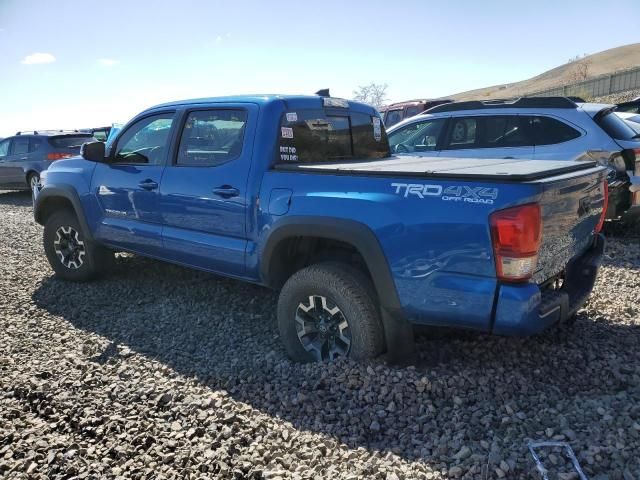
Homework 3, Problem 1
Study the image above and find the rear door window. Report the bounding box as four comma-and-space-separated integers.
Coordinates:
528, 116, 582, 145
596, 111, 639, 141
11, 137, 30, 155
277, 109, 389, 164
29, 138, 42, 152
177, 109, 248, 166
483, 115, 533, 147
445, 117, 478, 149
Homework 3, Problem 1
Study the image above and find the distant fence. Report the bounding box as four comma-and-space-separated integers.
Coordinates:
526, 66, 640, 99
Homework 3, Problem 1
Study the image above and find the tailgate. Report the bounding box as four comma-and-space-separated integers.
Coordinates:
532, 166, 606, 283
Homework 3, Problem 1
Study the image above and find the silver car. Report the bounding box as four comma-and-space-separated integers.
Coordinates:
386, 97, 640, 220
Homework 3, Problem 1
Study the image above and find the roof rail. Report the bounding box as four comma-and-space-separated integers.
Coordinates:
15, 129, 81, 136
425, 96, 578, 114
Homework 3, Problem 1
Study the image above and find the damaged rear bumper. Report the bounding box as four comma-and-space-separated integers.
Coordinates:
491, 233, 605, 336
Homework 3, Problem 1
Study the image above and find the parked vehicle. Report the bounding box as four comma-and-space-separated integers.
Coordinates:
0, 130, 96, 190
104, 123, 123, 147
380, 98, 453, 127
616, 111, 640, 133
33, 94, 607, 363
386, 97, 640, 221
616, 98, 640, 114
81, 126, 112, 142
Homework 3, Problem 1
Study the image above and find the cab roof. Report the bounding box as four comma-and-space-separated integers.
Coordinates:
144, 94, 378, 115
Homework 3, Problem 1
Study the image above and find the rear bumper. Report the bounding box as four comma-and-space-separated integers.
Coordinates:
492, 233, 605, 336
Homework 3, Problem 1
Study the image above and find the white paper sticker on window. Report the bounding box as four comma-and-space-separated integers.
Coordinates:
373, 117, 382, 142
286, 112, 298, 122
281, 127, 294, 139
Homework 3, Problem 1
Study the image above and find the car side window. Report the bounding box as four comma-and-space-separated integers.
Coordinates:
388, 119, 446, 153
385, 110, 403, 127
446, 117, 477, 149
176, 109, 248, 166
405, 106, 421, 118
483, 115, 532, 148
527, 116, 581, 145
113, 113, 175, 165
29, 138, 42, 152
11, 137, 30, 155
0, 139, 10, 158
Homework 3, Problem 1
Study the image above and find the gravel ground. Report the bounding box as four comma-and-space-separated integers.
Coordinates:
592, 90, 640, 104
0, 190, 639, 480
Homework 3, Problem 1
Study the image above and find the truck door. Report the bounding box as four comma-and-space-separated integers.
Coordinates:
91, 112, 176, 255
158, 104, 257, 277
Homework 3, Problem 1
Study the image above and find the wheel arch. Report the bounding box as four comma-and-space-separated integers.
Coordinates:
260, 216, 402, 313
34, 185, 94, 241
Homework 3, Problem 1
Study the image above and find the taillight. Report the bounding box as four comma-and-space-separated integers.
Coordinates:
595, 179, 609, 233
490, 203, 542, 282
46, 152, 74, 161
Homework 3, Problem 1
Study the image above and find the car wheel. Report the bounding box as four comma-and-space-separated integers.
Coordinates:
43, 210, 109, 281
27, 172, 39, 191
277, 262, 385, 362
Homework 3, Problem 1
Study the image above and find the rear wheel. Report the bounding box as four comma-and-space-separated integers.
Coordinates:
277, 262, 385, 362
43, 210, 110, 281
27, 172, 39, 191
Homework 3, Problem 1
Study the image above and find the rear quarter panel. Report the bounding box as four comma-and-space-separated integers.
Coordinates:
256, 171, 543, 331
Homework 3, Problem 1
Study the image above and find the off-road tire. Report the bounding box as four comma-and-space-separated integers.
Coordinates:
43, 209, 110, 281
277, 262, 385, 362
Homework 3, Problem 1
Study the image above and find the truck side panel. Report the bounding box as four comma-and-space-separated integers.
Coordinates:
255, 171, 543, 331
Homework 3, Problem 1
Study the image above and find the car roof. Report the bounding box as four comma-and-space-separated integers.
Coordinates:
386, 101, 617, 132
13, 130, 94, 137
144, 94, 377, 115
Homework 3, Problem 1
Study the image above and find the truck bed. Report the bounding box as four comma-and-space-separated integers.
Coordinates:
274, 155, 598, 182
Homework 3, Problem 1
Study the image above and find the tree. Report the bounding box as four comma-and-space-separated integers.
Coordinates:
566, 58, 592, 84
352, 83, 389, 109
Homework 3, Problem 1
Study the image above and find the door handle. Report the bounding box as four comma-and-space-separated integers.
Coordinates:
502, 156, 515, 159
138, 179, 158, 191
19, 157, 28, 160
213, 185, 240, 198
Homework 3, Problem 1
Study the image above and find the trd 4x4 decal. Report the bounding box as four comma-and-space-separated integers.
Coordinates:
391, 183, 498, 205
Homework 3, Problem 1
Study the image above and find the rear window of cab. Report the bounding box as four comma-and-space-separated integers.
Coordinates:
277, 109, 390, 164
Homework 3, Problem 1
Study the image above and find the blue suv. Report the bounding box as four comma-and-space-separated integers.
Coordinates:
0, 131, 95, 191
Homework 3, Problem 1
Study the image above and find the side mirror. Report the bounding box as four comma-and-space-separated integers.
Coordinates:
81, 141, 106, 162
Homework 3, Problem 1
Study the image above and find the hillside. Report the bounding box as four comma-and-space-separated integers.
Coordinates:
450, 43, 640, 101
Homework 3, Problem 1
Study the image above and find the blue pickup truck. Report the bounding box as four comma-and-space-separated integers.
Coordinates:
33, 94, 607, 362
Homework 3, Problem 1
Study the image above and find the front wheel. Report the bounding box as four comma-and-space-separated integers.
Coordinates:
277, 262, 385, 362
43, 210, 109, 281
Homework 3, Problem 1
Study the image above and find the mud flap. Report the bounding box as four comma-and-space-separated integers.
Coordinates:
381, 309, 416, 365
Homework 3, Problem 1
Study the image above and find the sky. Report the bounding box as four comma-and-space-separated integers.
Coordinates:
0, 0, 639, 137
